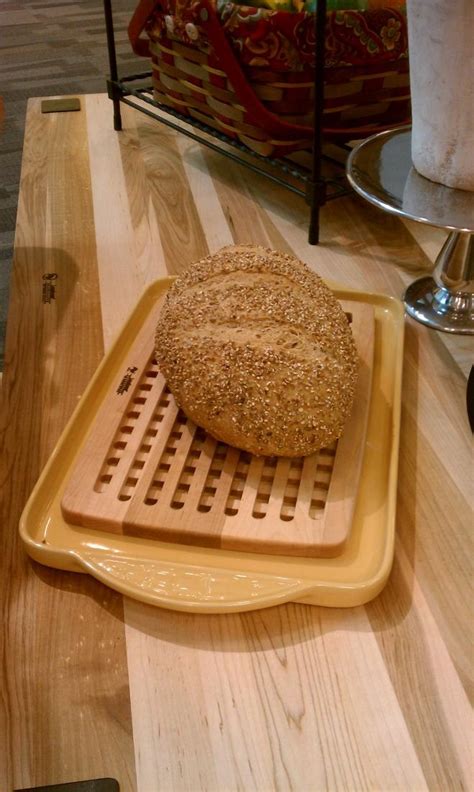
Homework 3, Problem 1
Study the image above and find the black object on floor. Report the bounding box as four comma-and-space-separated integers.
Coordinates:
15, 778, 119, 792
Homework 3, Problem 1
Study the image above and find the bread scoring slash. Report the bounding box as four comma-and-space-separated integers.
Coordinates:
155, 245, 358, 457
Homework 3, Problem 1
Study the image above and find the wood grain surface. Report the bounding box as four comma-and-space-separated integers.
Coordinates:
0, 94, 472, 792
59, 297, 374, 559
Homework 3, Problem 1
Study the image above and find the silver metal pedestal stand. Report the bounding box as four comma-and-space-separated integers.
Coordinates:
347, 128, 474, 335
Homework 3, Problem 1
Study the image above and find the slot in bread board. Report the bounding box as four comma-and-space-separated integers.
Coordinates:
61, 297, 374, 558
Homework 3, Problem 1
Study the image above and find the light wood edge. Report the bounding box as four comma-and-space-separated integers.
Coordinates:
320, 302, 375, 552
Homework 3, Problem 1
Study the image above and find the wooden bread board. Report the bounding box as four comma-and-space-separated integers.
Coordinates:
61, 297, 374, 558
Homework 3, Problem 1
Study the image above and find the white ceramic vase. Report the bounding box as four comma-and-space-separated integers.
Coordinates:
407, 0, 474, 191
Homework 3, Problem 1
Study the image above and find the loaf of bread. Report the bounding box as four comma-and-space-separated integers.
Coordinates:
155, 245, 358, 457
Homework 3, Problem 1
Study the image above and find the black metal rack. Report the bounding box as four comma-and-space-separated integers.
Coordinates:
103, 0, 350, 244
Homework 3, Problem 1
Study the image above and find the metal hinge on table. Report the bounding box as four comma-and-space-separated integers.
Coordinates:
107, 78, 123, 102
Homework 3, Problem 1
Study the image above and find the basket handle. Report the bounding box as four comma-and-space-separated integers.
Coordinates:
195, 0, 313, 139
130, 0, 313, 138
128, 0, 157, 56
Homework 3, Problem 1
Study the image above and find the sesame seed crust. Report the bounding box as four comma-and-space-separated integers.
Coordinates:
155, 245, 359, 457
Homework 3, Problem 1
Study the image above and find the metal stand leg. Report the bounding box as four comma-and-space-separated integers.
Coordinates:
307, 0, 326, 245
308, 200, 320, 245
112, 98, 123, 132
104, 0, 123, 131
404, 231, 474, 334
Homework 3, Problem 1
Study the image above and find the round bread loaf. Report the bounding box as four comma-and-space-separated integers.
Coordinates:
155, 245, 358, 457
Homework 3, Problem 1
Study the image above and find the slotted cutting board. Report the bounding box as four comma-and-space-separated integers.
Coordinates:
61, 296, 374, 558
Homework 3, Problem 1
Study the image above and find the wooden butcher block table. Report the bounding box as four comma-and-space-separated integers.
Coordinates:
1, 95, 472, 791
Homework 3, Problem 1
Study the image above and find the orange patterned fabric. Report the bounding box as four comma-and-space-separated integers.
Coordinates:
133, 0, 410, 155
145, 0, 408, 70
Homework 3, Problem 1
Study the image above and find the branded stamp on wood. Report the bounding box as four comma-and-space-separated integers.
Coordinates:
42, 273, 57, 304
117, 366, 138, 395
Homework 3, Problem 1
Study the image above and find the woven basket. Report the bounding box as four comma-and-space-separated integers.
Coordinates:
129, 0, 410, 157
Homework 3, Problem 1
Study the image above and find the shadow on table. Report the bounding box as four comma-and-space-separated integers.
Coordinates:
176, 139, 436, 273
32, 559, 128, 624
5, 246, 104, 468
3, 246, 81, 538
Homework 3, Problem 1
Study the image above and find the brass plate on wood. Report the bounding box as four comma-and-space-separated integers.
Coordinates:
41, 98, 81, 113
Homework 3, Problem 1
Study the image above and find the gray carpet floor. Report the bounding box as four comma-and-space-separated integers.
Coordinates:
0, 0, 144, 369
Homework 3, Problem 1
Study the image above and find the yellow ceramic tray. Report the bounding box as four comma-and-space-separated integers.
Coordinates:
20, 278, 404, 613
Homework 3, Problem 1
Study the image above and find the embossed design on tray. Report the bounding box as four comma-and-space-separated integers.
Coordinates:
80, 552, 308, 604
